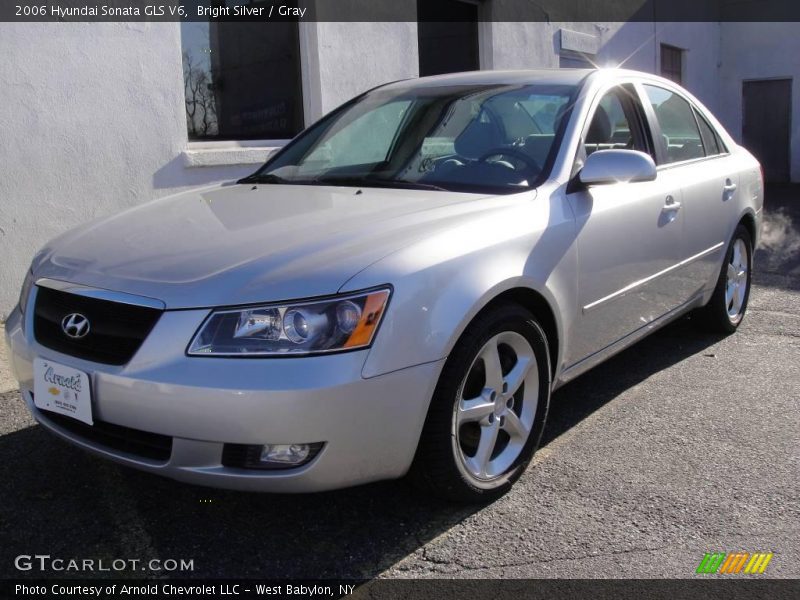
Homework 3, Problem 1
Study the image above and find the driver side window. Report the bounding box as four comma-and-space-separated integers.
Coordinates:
583, 88, 648, 158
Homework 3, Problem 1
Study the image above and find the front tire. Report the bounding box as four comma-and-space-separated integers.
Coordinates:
698, 224, 753, 334
410, 304, 551, 503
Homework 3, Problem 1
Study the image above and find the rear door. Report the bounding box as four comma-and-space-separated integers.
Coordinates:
565, 83, 686, 365
641, 83, 739, 299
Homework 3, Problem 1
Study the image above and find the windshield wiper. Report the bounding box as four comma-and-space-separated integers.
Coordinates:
311, 176, 448, 192
237, 173, 294, 185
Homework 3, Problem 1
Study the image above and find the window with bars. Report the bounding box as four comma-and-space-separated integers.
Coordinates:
660, 44, 683, 85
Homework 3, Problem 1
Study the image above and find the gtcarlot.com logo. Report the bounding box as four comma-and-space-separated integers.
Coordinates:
14, 554, 194, 572
696, 552, 774, 574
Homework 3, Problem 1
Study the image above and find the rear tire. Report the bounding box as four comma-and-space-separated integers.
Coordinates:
697, 224, 753, 334
409, 304, 551, 503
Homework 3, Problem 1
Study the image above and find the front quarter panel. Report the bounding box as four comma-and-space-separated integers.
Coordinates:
341, 186, 577, 379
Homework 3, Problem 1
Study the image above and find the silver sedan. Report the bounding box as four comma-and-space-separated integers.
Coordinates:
5, 69, 762, 502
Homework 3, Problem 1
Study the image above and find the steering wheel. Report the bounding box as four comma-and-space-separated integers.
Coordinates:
477, 147, 541, 172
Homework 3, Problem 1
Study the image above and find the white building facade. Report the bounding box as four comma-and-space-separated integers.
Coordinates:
0, 16, 797, 318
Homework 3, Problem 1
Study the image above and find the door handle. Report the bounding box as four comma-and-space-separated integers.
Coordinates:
723, 181, 737, 193
662, 196, 681, 212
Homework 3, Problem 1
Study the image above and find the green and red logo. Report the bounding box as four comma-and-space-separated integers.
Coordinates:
696, 552, 774, 574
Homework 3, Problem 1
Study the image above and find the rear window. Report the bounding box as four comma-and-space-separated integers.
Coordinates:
694, 109, 726, 156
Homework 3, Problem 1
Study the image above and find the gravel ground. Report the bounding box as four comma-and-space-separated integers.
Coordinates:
0, 187, 797, 581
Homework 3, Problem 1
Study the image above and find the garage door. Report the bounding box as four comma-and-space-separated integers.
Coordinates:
742, 79, 792, 183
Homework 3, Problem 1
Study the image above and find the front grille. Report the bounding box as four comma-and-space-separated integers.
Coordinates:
37, 405, 173, 462
33, 286, 162, 365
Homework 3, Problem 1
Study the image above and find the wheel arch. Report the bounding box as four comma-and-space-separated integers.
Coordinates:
738, 210, 757, 247
709, 208, 757, 295
452, 285, 562, 380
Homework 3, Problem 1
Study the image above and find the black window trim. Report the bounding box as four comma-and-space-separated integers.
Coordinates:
690, 105, 712, 157
619, 83, 655, 159
634, 81, 668, 165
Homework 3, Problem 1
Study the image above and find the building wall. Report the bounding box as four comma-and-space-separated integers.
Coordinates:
718, 22, 800, 182
301, 22, 419, 122
485, 21, 721, 112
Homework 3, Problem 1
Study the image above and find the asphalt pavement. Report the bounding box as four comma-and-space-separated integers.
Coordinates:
0, 186, 797, 580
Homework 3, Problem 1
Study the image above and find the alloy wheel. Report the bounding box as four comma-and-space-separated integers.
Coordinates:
725, 238, 749, 323
451, 331, 538, 487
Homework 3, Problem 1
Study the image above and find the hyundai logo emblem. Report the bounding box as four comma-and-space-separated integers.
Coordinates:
61, 313, 90, 339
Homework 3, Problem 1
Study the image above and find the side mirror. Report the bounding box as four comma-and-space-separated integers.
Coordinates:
579, 149, 657, 185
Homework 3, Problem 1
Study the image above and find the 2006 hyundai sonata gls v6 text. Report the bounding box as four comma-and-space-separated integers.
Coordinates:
6, 69, 762, 502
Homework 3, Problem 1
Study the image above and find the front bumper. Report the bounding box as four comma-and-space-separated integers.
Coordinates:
4, 297, 443, 492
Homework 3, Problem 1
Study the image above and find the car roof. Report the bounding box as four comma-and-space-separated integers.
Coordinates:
378, 68, 677, 92
380, 68, 596, 91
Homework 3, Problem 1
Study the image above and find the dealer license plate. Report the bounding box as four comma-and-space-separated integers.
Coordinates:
33, 358, 93, 425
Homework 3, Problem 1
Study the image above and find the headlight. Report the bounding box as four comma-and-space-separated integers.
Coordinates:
187, 288, 391, 356
18, 270, 34, 315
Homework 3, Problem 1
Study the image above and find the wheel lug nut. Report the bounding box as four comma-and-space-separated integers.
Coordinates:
488, 414, 495, 423
502, 382, 508, 393
506, 397, 514, 408
490, 391, 497, 401
499, 416, 505, 426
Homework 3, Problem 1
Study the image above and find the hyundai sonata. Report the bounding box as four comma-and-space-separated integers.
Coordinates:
5, 69, 762, 502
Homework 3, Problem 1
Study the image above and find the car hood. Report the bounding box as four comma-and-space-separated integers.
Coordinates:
34, 183, 519, 308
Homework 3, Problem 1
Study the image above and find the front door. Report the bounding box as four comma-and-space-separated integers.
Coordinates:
565, 85, 685, 365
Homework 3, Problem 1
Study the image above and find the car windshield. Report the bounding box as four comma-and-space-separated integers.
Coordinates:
245, 82, 577, 194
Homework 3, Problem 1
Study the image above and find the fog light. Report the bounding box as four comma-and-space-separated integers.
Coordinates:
221, 441, 324, 470
260, 443, 310, 464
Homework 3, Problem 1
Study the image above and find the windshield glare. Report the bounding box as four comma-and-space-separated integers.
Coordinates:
254, 83, 576, 194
